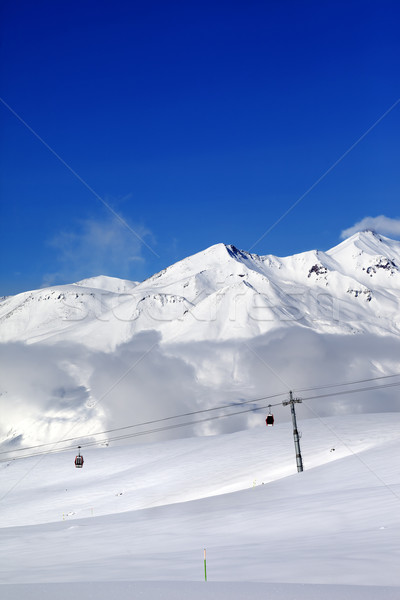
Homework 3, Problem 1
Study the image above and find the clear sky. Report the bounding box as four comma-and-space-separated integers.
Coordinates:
1, 0, 399, 296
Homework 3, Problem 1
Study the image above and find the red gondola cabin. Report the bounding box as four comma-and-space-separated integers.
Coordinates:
75, 447, 84, 468
266, 414, 274, 426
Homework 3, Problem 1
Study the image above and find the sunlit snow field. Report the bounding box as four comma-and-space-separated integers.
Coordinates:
1, 413, 400, 599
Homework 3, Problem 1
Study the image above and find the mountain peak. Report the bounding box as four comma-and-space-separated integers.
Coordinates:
352, 229, 384, 242
328, 229, 399, 259
73, 275, 138, 293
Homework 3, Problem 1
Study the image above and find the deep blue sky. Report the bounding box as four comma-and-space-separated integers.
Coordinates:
1, 0, 399, 295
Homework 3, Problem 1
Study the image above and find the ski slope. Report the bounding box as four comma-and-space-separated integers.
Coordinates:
1, 413, 400, 599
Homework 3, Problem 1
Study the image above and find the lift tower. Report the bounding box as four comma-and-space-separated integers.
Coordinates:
283, 391, 303, 472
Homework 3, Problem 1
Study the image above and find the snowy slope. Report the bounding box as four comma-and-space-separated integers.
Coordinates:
1, 230, 400, 349
1, 414, 400, 599
73, 275, 139, 293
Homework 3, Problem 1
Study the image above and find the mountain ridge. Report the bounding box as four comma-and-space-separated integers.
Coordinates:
1, 230, 399, 349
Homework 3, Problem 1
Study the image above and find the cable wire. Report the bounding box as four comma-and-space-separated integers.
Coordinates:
296, 371, 400, 393
3, 370, 400, 458
0, 391, 288, 456
2, 378, 400, 463
0, 401, 273, 462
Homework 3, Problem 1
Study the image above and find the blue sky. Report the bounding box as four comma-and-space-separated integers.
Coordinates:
1, 0, 399, 296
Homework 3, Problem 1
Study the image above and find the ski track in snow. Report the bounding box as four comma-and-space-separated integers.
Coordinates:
1, 414, 400, 598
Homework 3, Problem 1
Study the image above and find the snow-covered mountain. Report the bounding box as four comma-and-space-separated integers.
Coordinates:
1, 230, 400, 349
1, 230, 400, 451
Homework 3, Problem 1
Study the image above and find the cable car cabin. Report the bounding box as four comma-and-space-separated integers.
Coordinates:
74, 454, 84, 468
265, 414, 274, 426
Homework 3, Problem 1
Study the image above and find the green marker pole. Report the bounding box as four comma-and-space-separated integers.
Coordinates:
204, 548, 207, 582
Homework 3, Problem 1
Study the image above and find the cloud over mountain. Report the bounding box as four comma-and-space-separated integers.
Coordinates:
340, 215, 400, 239
43, 214, 152, 288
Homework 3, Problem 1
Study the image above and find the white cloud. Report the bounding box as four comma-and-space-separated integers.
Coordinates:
2, 328, 400, 451
43, 215, 153, 286
340, 215, 400, 240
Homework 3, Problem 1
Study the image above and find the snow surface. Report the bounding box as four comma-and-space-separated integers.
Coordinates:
1, 414, 400, 598
2, 230, 400, 348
